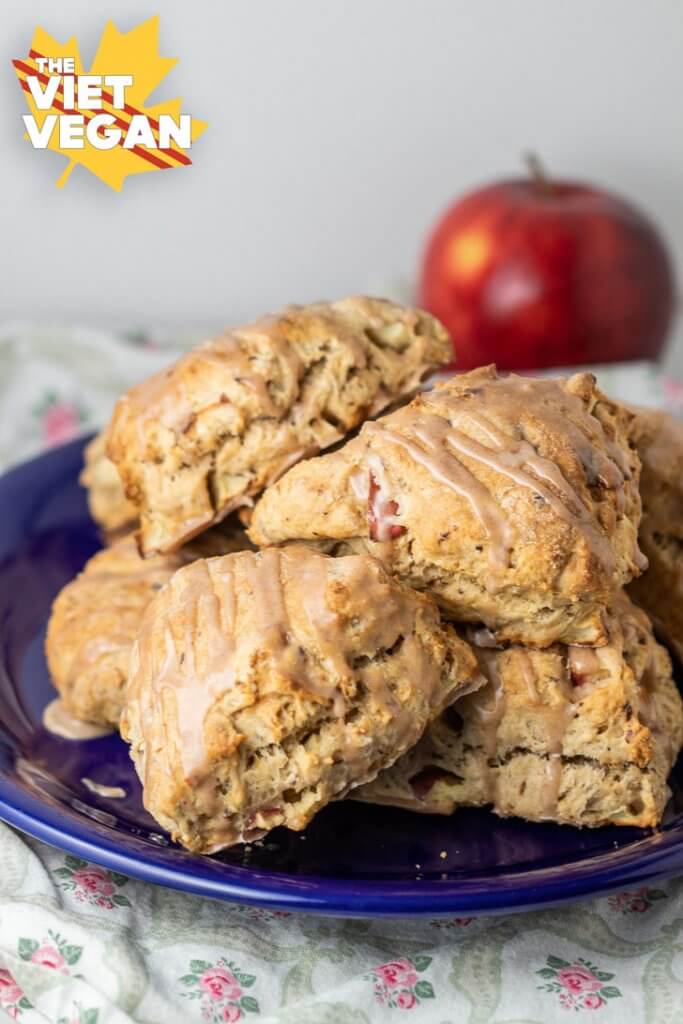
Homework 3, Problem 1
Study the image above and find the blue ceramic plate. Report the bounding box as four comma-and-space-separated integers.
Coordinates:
1, 437, 683, 917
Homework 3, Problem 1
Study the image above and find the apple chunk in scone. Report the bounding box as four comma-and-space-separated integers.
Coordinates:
250, 366, 645, 648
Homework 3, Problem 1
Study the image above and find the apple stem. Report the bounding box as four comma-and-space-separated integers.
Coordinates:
524, 151, 554, 197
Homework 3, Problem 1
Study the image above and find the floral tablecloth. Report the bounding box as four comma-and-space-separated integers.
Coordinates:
1, 323, 683, 1024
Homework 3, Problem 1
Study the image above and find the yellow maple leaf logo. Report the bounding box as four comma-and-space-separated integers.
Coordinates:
12, 16, 207, 191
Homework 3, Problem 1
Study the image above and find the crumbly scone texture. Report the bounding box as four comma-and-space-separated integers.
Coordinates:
106, 297, 451, 556
250, 365, 644, 647
121, 545, 481, 853
627, 406, 683, 662
45, 522, 253, 728
80, 432, 137, 535
356, 593, 683, 828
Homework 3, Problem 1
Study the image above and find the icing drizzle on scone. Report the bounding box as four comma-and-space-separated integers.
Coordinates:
362, 369, 635, 587
131, 547, 454, 780
123, 545, 480, 852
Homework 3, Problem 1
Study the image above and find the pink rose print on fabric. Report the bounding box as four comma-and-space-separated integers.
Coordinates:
366, 955, 435, 1009
661, 375, 683, 414
537, 956, 621, 1010
54, 855, 131, 910
179, 957, 259, 1022
556, 965, 604, 995
44, 403, 79, 445
396, 991, 417, 1009
33, 392, 89, 449
375, 960, 419, 989
430, 916, 475, 929
18, 930, 83, 977
199, 967, 242, 1002
583, 994, 606, 1010
0, 970, 23, 1005
73, 868, 114, 896
607, 887, 667, 915
0, 968, 32, 1019
31, 945, 66, 971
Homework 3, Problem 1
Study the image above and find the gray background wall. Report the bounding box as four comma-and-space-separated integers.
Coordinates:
2, 0, 683, 372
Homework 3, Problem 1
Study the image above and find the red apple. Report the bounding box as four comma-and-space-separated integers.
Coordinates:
419, 158, 676, 371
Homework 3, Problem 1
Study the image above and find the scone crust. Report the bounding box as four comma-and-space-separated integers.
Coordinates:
250, 366, 644, 647
627, 406, 683, 662
357, 593, 683, 828
121, 545, 481, 853
45, 524, 252, 727
107, 298, 451, 556
80, 432, 137, 535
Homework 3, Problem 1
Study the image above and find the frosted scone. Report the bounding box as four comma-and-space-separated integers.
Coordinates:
46, 523, 252, 728
121, 546, 481, 853
357, 593, 683, 828
80, 432, 137, 535
250, 366, 644, 647
107, 298, 451, 556
627, 407, 683, 661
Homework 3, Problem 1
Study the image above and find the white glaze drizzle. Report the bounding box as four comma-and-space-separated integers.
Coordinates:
42, 699, 113, 740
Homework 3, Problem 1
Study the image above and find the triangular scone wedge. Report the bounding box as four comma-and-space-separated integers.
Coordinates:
355, 593, 683, 828
121, 545, 482, 853
250, 366, 644, 648
107, 297, 451, 556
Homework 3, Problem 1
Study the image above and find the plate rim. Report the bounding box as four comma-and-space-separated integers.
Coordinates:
2, 773, 683, 917
1, 436, 683, 917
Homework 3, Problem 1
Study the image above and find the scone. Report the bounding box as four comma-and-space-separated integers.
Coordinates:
250, 365, 644, 647
121, 545, 481, 853
107, 297, 451, 556
80, 432, 137, 535
46, 522, 252, 728
627, 406, 683, 661
356, 593, 683, 828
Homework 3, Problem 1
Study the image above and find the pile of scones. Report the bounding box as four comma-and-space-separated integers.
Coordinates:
47, 296, 683, 854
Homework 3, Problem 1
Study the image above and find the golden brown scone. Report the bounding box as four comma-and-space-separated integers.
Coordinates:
45, 522, 253, 728
250, 366, 644, 647
107, 297, 451, 556
121, 546, 482, 853
627, 406, 683, 662
80, 432, 137, 535
356, 593, 683, 828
